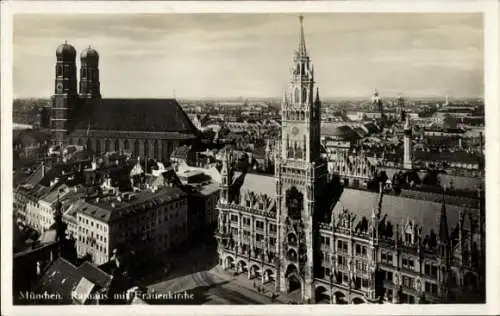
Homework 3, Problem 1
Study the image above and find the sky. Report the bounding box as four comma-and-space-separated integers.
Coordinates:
13, 13, 484, 100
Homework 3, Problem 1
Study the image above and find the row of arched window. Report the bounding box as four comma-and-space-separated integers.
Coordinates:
74, 137, 174, 160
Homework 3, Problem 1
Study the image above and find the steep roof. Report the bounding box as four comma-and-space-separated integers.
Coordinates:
413, 150, 481, 164
321, 123, 361, 141
30, 257, 113, 304
332, 188, 470, 234
77, 187, 187, 223
72, 98, 197, 135
238, 173, 275, 197
30, 258, 80, 304
77, 261, 113, 289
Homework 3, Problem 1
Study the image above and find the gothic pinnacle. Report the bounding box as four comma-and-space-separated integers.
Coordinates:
298, 15, 307, 57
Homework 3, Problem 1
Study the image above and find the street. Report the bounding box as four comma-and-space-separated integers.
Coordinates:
139, 242, 286, 304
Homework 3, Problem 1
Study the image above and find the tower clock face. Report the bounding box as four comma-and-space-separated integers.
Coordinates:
291, 127, 299, 136
56, 83, 64, 93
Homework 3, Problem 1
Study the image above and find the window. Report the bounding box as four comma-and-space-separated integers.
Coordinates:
230, 214, 238, 222
408, 260, 415, 271
337, 240, 348, 252
321, 236, 330, 245
386, 271, 393, 282
337, 255, 345, 267
431, 284, 438, 295
243, 230, 250, 237
134, 140, 140, 156
243, 217, 250, 226
356, 244, 361, 255
425, 264, 431, 276
405, 233, 412, 243
256, 234, 264, 242
362, 278, 369, 288
381, 251, 393, 265
154, 140, 159, 160
431, 265, 438, 278
256, 220, 264, 230
269, 223, 277, 233
269, 237, 276, 246
144, 141, 150, 157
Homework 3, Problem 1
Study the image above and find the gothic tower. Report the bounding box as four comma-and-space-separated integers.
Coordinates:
403, 116, 413, 170
79, 46, 101, 100
51, 41, 79, 146
276, 16, 329, 301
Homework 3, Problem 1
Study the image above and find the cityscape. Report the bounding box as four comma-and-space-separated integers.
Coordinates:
11, 13, 485, 305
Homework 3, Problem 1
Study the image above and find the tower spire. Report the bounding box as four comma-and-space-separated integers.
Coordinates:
298, 15, 307, 57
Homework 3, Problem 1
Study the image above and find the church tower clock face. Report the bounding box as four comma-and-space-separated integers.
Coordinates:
56, 83, 64, 94
291, 126, 299, 136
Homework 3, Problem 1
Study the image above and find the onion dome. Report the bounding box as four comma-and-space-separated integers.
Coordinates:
80, 46, 99, 63
56, 41, 76, 60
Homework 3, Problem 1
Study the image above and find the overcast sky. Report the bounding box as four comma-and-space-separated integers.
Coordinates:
13, 13, 483, 100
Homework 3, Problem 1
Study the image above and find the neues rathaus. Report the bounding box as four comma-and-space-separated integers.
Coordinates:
215, 16, 485, 304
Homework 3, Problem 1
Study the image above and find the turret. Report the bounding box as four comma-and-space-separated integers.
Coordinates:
79, 45, 101, 100
220, 148, 233, 203
403, 116, 413, 170
438, 187, 449, 250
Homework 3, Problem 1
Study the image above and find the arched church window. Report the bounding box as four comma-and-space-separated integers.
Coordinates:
124, 139, 129, 151
302, 88, 307, 104
294, 88, 300, 103
56, 66, 63, 77
95, 139, 101, 154
144, 140, 149, 157
114, 139, 119, 152
154, 140, 159, 160
104, 139, 110, 152
134, 140, 140, 157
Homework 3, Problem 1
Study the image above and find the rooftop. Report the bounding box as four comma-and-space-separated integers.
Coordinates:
72, 98, 197, 135
331, 187, 478, 236
77, 187, 187, 223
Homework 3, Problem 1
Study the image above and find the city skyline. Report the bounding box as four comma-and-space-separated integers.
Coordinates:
14, 13, 484, 99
